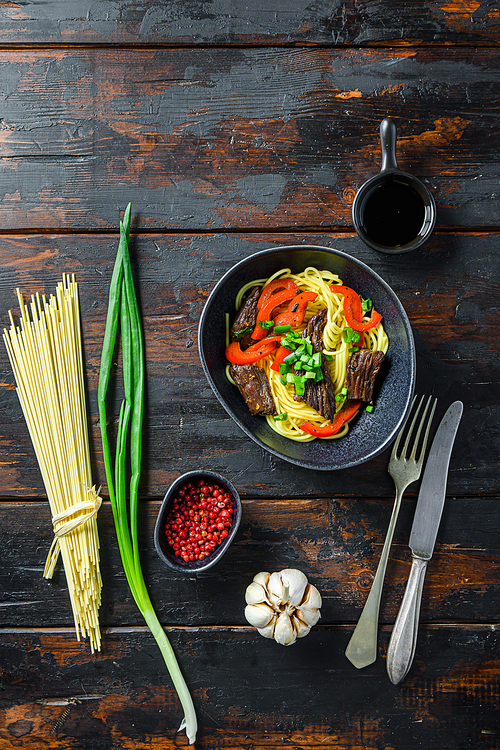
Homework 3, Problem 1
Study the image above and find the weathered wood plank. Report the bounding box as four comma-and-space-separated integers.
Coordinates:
0, 48, 499, 230
1, 495, 499, 629
0, 0, 499, 46
1, 232, 498, 498
1, 625, 499, 749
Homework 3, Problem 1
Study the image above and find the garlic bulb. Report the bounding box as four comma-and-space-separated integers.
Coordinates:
244, 568, 322, 646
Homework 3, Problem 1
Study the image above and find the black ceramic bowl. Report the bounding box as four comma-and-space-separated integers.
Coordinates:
154, 471, 242, 573
198, 245, 416, 471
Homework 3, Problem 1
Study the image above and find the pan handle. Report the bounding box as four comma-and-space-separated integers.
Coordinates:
380, 118, 398, 172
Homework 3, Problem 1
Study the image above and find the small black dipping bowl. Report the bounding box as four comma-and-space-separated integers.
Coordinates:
352, 118, 436, 254
154, 470, 242, 573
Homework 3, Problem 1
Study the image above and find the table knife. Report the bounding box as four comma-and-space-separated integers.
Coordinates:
386, 400, 463, 685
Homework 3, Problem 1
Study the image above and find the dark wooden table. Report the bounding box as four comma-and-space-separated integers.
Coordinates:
1, 3, 499, 748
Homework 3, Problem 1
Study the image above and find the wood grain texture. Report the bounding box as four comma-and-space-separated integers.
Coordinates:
1, 232, 498, 498
0, 0, 499, 46
1, 625, 500, 750
0, 48, 498, 230
1, 496, 499, 629
0, 4, 498, 748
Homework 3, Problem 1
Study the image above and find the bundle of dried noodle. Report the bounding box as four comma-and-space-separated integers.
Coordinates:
3, 274, 102, 651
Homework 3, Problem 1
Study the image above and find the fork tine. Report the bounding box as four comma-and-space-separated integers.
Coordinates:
405, 394, 431, 459
413, 395, 437, 462
400, 394, 426, 458
391, 395, 417, 458
391, 394, 422, 460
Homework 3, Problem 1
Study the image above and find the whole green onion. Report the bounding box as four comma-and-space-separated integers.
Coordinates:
97, 204, 197, 745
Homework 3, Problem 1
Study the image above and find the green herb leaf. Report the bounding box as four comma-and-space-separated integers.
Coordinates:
233, 325, 253, 338
274, 412, 288, 421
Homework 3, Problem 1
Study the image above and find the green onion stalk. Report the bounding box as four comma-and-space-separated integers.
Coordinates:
97, 204, 197, 745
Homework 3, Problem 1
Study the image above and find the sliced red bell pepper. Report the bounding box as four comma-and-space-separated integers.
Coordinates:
300, 400, 361, 437
270, 345, 293, 372
329, 284, 382, 332
257, 278, 299, 310
251, 288, 300, 340
225, 335, 281, 364
273, 291, 318, 328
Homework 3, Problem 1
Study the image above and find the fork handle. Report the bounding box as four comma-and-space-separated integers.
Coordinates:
386, 554, 428, 685
345, 486, 404, 669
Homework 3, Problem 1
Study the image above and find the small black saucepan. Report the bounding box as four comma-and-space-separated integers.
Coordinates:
352, 118, 436, 255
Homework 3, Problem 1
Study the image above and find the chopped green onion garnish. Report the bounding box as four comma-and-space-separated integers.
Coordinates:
293, 374, 306, 396
284, 351, 299, 365
361, 297, 373, 312
274, 412, 288, 420
343, 327, 361, 344
233, 325, 253, 338
305, 371, 316, 379
280, 330, 302, 348
273, 325, 291, 334
258, 319, 274, 329
366, 404, 374, 413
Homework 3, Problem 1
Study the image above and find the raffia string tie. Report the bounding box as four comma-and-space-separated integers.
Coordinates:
44, 486, 102, 579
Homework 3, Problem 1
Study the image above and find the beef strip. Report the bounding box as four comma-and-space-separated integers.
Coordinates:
229, 285, 276, 416
230, 285, 261, 350
346, 349, 385, 403
229, 364, 275, 415
295, 307, 338, 422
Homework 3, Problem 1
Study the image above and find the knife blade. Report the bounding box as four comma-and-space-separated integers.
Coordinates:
386, 400, 463, 685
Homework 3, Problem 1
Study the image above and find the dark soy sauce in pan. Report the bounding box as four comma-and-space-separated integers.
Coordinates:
361, 180, 426, 247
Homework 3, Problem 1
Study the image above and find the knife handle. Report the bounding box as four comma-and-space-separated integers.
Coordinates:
386, 555, 428, 685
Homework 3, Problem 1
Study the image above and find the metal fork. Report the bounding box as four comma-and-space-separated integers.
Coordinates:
345, 394, 437, 669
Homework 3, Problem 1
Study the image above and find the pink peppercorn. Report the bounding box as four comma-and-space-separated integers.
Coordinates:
164, 479, 235, 562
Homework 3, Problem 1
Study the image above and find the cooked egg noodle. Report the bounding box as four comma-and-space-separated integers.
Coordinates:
229, 267, 389, 440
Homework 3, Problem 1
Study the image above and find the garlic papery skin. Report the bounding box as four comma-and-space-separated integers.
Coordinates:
300, 583, 322, 611
257, 616, 277, 640
245, 581, 268, 605
274, 611, 296, 646
244, 569, 321, 646
266, 571, 285, 607
295, 606, 320, 628
292, 615, 311, 639
253, 571, 270, 588
244, 603, 275, 629
280, 568, 308, 607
